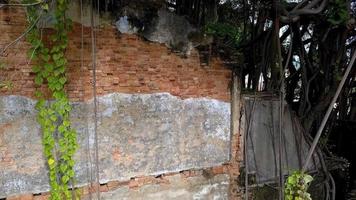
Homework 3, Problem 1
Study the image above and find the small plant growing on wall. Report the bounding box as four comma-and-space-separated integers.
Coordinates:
22, 0, 78, 199
285, 171, 313, 200
0, 61, 14, 90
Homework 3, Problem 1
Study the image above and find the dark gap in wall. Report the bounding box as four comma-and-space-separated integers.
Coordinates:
155, 174, 163, 178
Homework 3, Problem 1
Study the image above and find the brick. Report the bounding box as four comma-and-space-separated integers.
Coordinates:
128, 179, 139, 188
0, 7, 230, 102
19, 194, 33, 200
212, 166, 225, 174
99, 185, 109, 193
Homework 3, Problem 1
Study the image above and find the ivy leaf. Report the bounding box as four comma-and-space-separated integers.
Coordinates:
62, 155, 70, 161
64, 104, 71, 112
51, 46, 60, 53
35, 90, 42, 98
52, 53, 61, 61
55, 83, 62, 90
55, 58, 67, 67
32, 65, 41, 73
35, 99, 45, 110
41, 3, 49, 11
41, 47, 49, 54
41, 54, 50, 62
48, 158, 55, 166
60, 164, 67, 173
49, 124, 56, 132
58, 66, 65, 73
59, 77, 67, 84
68, 170, 75, 178
44, 63, 54, 72
303, 174, 313, 184
48, 82, 56, 90
58, 125, 66, 133
61, 175, 69, 183
63, 120, 70, 127
53, 91, 64, 99
41, 70, 49, 78
50, 114, 57, 122
44, 148, 52, 157
34, 76, 43, 85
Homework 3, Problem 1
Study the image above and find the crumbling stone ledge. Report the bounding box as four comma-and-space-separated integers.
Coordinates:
4, 166, 230, 200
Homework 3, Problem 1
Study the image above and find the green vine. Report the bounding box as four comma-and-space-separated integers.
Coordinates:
285, 171, 313, 200
24, 0, 78, 199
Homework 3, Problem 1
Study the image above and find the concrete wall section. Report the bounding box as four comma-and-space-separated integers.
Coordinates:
0, 93, 230, 198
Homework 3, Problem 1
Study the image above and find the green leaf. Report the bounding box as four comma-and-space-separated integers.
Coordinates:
41, 53, 50, 62
48, 82, 56, 90
44, 63, 54, 71
55, 58, 67, 67
58, 125, 66, 133
55, 82, 62, 90
64, 104, 71, 112
41, 3, 49, 11
63, 120, 70, 127
40, 47, 49, 54
52, 53, 63, 61
34, 76, 43, 85
32, 65, 41, 73
48, 158, 55, 166
303, 174, 313, 184
53, 91, 64, 99
59, 77, 67, 84
62, 175, 69, 183
35, 90, 42, 98
60, 164, 67, 173
50, 114, 57, 122
41, 70, 49, 78
68, 170, 75, 177
51, 46, 59, 53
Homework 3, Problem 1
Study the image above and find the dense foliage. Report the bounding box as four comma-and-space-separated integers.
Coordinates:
24, 0, 78, 199
285, 171, 314, 200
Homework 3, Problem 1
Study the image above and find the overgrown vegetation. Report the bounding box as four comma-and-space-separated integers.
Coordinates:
171, 0, 355, 199
24, 0, 78, 199
285, 171, 313, 200
1, 0, 355, 199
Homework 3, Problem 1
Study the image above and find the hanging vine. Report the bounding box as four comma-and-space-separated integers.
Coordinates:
24, 0, 78, 199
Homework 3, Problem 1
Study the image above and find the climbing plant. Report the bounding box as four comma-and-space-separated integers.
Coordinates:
0, 61, 13, 90
285, 171, 313, 200
24, 0, 78, 199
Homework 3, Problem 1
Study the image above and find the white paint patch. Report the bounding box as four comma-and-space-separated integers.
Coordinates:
193, 181, 229, 200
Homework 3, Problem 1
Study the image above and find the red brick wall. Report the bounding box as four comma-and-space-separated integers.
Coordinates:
0, 7, 231, 102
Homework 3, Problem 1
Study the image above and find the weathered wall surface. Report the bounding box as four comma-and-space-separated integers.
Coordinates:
0, 7, 231, 102
0, 93, 230, 198
0, 6, 237, 200
95, 174, 230, 200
